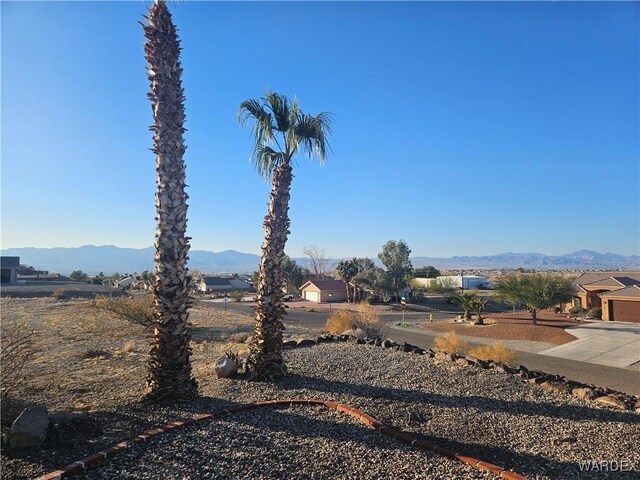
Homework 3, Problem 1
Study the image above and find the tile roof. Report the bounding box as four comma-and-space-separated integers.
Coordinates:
301, 279, 347, 291
598, 285, 640, 299
573, 271, 640, 286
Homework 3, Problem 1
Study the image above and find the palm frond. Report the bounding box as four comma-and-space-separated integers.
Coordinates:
294, 111, 333, 162
252, 144, 283, 180
263, 91, 291, 133
238, 99, 274, 145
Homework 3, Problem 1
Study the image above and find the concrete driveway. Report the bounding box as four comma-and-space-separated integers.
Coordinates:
540, 321, 640, 368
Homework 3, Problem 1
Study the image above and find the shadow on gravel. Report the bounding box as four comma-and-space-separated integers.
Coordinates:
278, 374, 637, 424
1, 395, 241, 480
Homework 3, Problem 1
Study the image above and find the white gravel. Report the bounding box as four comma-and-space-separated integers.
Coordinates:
71, 343, 639, 480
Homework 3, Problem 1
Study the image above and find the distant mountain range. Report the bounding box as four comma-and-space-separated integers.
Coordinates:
1, 245, 638, 275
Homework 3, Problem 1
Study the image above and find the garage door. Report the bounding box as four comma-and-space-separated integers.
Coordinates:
304, 291, 319, 302
611, 301, 640, 323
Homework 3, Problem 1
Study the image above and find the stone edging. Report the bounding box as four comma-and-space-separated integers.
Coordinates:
36, 399, 527, 480
300, 334, 639, 412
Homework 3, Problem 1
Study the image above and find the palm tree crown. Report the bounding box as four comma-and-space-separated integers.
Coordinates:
239, 91, 332, 177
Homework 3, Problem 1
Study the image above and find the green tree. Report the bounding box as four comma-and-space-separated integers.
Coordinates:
470, 296, 488, 325
451, 291, 477, 321
91, 272, 105, 285
282, 256, 304, 295
494, 273, 575, 325
143, 0, 197, 401
413, 265, 440, 278
378, 240, 413, 301
353, 267, 392, 302
69, 270, 90, 283
335, 259, 358, 302
239, 91, 332, 380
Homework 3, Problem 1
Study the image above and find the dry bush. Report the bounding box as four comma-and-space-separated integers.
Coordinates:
469, 342, 516, 365
324, 310, 354, 334
434, 331, 468, 354
52, 288, 66, 300
1, 306, 41, 395
323, 307, 384, 339
90, 294, 155, 327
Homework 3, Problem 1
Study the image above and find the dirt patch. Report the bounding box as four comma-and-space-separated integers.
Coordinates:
420, 310, 581, 345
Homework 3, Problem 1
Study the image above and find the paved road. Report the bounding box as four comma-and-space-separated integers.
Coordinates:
199, 301, 640, 395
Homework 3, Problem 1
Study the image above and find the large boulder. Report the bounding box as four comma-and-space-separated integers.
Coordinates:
215, 356, 238, 378
594, 395, 628, 410
10, 406, 49, 448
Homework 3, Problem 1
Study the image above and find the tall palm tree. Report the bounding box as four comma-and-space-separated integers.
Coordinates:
143, 0, 197, 400
239, 91, 332, 380
335, 259, 358, 303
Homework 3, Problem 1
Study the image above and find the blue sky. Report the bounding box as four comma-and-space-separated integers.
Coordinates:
2, 1, 639, 258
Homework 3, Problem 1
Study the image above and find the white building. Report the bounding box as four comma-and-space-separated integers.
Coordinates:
414, 275, 490, 290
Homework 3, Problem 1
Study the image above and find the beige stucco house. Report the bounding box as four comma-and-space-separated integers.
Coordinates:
300, 279, 348, 303
562, 272, 640, 323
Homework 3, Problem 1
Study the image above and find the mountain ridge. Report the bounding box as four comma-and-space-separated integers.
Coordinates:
1, 245, 638, 275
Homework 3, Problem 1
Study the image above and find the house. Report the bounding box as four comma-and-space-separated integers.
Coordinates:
114, 276, 137, 289
199, 276, 252, 294
562, 271, 640, 323
413, 275, 490, 290
300, 279, 348, 303
1, 256, 19, 284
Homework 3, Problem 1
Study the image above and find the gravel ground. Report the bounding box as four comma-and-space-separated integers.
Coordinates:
6, 343, 635, 480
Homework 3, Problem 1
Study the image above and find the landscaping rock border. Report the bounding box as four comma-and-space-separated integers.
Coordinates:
36, 399, 527, 480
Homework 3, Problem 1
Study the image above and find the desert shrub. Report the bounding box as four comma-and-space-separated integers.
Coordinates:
1, 312, 41, 395
434, 331, 468, 354
361, 297, 375, 305
469, 342, 516, 365
324, 310, 354, 334
52, 288, 67, 300
230, 291, 245, 302
586, 307, 602, 320
323, 307, 384, 339
90, 294, 155, 326
569, 305, 586, 315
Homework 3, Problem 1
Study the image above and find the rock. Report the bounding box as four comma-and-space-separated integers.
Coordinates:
341, 328, 366, 339
412, 347, 426, 355
571, 387, 595, 401
539, 381, 572, 395
48, 411, 76, 426
456, 357, 471, 367
382, 339, 396, 349
434, 352, 448, 361
10, 406, 49, 448
215, 356, 238, 378
527, 376, 546, 385
518, 365, 529, 373
494, 364, 513, 374
445, 353, 456, 362
296, 339, 316, 348
316, 334, 334, 343
398, 342, 413, 352
282, 340, 298, 349
594, 395, 628, 410
356, 338, 366, 344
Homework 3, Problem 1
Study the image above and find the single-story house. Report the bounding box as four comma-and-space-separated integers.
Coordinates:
561, 271, 640, 323
300, 279, 348, 303
114, 276, 137, 289
199, 276, 252, 294
1, 256, 19, 284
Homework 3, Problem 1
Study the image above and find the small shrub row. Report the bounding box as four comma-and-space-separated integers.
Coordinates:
323, 307, 384, 340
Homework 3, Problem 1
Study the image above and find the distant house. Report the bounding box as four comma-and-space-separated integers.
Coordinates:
562, 271, 640, 323
300, 279, 348, 303
114, 276, 137, 289
1, 256, 19, 284
413, 275, 490, 290
199, 276, 252, 294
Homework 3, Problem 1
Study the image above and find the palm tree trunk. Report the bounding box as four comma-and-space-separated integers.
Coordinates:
247, 161, 292, 380
143, 0, 197, 401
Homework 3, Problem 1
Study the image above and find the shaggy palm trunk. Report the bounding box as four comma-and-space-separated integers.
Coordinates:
246, 162, 292, 380
143, 0, 197, 401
